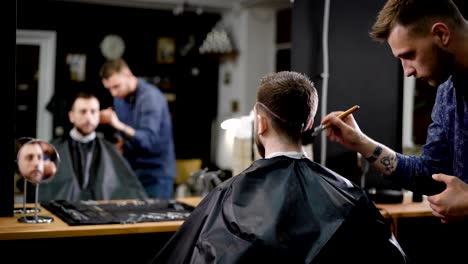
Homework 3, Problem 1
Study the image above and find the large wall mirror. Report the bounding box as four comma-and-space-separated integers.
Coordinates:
15, 30, 56, 206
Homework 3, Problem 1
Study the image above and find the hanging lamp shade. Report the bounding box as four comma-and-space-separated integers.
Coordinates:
199, 22, 238, 60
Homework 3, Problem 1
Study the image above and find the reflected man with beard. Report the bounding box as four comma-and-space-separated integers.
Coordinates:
17, 141, 45, 185
39, 91, 147, 202
151, 71, 407, 264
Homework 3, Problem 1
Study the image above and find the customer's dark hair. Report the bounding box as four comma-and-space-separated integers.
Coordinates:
68, 91, 99, 112
370, 0, 465, 42
256, 71, 318, 143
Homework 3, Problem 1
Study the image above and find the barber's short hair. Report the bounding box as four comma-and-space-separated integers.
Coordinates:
370, 0, 465, 42
256, 71, 318, 142
99, 58, 130, 79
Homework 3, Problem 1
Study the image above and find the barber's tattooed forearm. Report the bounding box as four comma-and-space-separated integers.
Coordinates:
380, 154, 396, 173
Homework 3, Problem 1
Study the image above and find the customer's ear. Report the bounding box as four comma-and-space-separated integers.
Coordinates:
256, 114, 267, 135
305, 119, 314, 131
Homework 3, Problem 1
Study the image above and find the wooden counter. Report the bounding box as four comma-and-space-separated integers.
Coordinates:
0, 196, 202, 240
0, 195, 432, 241
1, 195, 435, 263
377, 193, 432, 218
376, 194, 433, 238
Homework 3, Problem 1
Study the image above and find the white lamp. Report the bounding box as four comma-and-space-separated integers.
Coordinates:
215, 111, 254, 175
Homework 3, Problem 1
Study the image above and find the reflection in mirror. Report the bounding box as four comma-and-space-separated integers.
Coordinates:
14, 137, 39, 214
16, 138, 60, 223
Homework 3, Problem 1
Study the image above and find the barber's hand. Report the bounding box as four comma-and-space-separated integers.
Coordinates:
43, 160, 57, 181
427, 173, 468, 223
115, 136, 125, 154
321, 112, 367, 152
99, 108, 119, 128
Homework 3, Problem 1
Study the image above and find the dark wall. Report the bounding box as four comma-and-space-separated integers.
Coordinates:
17, 0, 221, 165
454, 0, 468, 17
291, 0, 402, 188
0, 0, 16, 217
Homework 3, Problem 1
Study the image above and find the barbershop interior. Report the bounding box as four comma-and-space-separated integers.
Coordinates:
3, 0, 467, 263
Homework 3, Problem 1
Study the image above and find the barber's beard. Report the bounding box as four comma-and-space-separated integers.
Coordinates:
429, 46, 454, 87
254, 133, 265, 159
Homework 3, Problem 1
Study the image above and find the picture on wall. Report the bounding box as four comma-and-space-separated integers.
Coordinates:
157, 37, 176, 64
66, 53, 87, 82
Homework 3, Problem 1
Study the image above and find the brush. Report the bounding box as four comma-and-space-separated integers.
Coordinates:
310, 105, 360, 137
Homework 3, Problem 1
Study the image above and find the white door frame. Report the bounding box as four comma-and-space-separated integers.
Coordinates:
16, 29, 56, 141
402, 75, 415, 149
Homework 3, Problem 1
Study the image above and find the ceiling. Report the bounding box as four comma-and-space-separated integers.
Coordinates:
56, 0, 292, 13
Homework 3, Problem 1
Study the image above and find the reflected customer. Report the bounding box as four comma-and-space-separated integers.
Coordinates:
17, 140, 45, 185
39, 91, 147, 202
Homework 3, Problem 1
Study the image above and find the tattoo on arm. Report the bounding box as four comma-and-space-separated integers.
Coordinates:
380, 154, 396, 173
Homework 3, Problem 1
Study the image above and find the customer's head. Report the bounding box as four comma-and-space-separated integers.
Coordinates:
370, 0, 465, 86
17, 140, 45, 184
254, 71, 318, 158
100, 58, 137, 99
68, 92, 100, 136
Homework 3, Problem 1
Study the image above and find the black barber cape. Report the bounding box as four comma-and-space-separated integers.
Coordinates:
39, 135, 148, 202
152, 156, 407, 264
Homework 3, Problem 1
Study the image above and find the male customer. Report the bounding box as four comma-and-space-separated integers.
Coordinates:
17, 140, 45, 185
321, 0, 468, 224
99, 59, 176, 199
39, 91, 147, 201
152, 71, 407, 264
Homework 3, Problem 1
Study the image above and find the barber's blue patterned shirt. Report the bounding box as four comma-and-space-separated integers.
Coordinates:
393, 75, 468, 194
114, 78, 176, 180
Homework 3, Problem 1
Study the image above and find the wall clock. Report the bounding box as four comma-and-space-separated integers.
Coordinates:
100, 34, 125, 59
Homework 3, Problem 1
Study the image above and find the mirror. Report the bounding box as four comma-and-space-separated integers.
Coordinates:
14, 137, 39, 214
16, 138, 60, 223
